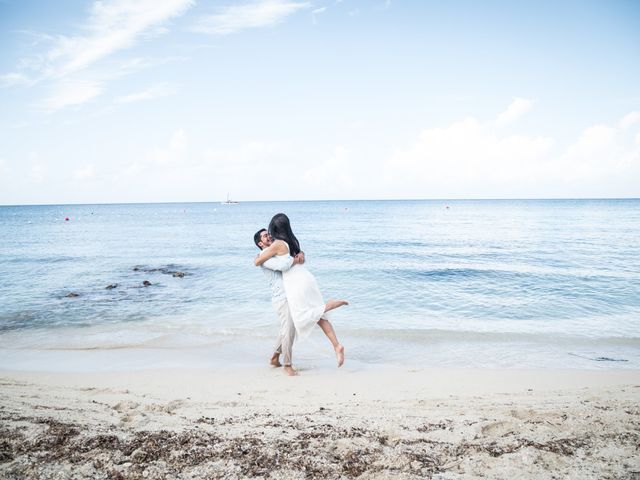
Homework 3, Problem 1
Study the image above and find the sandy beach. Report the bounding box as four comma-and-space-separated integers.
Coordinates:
1, 366, 638, 479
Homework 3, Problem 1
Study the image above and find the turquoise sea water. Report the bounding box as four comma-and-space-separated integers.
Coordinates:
1, 199, 639, 371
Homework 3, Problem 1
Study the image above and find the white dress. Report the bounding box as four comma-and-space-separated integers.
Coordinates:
277, 246, 329, 340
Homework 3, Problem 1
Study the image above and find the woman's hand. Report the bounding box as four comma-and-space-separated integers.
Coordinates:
293, 251, 305, 265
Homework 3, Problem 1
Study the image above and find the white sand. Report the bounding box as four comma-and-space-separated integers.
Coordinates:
1, 367, 639, 479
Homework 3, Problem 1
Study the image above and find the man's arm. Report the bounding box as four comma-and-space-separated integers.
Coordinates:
259, 251, 305, 272
258, 250, 306, 271
261, 254, 294, 272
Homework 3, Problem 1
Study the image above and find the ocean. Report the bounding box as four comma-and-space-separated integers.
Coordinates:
1, 199, 639, 371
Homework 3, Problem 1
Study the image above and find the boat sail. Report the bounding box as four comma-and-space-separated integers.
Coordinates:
221, 193, 239, 205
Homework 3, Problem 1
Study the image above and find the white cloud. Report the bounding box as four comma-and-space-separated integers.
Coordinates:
553, 125, 636, 187
384, 104, 640, 198
30, 163, 47, 184
0, 72, 30, 87
193, 0, 309, 35
373, 0, 392, 11
3, 0, 193, 112
41, 0, 194, 79
115, 82, 178, 104
114, 133, 301, 202
562, 125, 616, 160
41, 80, 103, 112
312, 6, 327, 24
169, 129, 187, 151
303, 146, 354, 191
73, 164, 96, 180
386, 116, 553, 196
496, 97, 534, 126
201, 140, 287, 170
619, 111, 640, 130
124, 128, 188, 177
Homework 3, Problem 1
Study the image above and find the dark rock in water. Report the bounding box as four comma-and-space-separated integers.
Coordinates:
133, 266, 163, 274
568, 352, 628, 362
595, 357, 628, 362
142, 280, 152, 287
106, 284, 118, 290
133, 265, 189, 277
66, 292, 80, 298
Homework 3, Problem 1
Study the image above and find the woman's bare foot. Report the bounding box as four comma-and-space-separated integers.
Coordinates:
283, 365, 298, 376
335, 344, 345, 367
270, 353, 282, 367
324, 299, 349, 313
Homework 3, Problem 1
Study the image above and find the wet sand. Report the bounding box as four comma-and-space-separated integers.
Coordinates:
1, 367, 639, 479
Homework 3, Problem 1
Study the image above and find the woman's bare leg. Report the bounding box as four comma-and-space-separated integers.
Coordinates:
317, 318, 345, 367
324, 299, 348, 313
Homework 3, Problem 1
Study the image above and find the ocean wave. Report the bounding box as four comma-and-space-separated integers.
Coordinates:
390, 267, 633, 282
0, 255, 79, 264
340, 327, 640, 346
0, 322, 279, 351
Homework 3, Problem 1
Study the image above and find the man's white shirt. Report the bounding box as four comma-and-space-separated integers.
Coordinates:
261, 255, 294, 303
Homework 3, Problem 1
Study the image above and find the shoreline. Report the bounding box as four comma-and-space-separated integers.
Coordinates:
1, 366, 639, 398
2, 328, 638, 372
1, 367, 639, 478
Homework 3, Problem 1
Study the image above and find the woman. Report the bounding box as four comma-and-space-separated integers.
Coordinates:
255, 213, 347, 367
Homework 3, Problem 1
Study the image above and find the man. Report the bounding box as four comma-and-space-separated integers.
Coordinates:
254, 228, 305, 376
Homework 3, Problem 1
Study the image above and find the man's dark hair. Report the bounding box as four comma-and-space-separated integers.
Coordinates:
254, 228, 267, 249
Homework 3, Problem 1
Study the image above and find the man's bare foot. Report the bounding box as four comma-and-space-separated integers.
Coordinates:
335, 344, 345, 367
283, 365, 298, 376
270, 353, 282, 367
325, 299, 349, 313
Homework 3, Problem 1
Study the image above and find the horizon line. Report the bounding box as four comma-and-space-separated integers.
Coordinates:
1, 197, 639, 208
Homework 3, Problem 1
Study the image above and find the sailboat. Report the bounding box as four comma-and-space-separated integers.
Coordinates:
221, 193, 239, 205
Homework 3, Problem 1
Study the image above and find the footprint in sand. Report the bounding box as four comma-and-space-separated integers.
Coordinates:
113, 400, 139, 413
112, 400, 142, 425
143, 399, 186, 414
480, 420, 513, 437
120, 413, 135, 424
163, 399, 185, 413
510, 408, 537, 420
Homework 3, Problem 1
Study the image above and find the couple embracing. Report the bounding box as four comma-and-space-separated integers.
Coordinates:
254, 213, 348, 376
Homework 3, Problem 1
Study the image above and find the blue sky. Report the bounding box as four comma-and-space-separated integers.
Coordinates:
1, 0, 639, 204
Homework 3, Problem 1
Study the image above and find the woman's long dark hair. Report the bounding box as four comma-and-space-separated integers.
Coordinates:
268, 213, 300, 257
